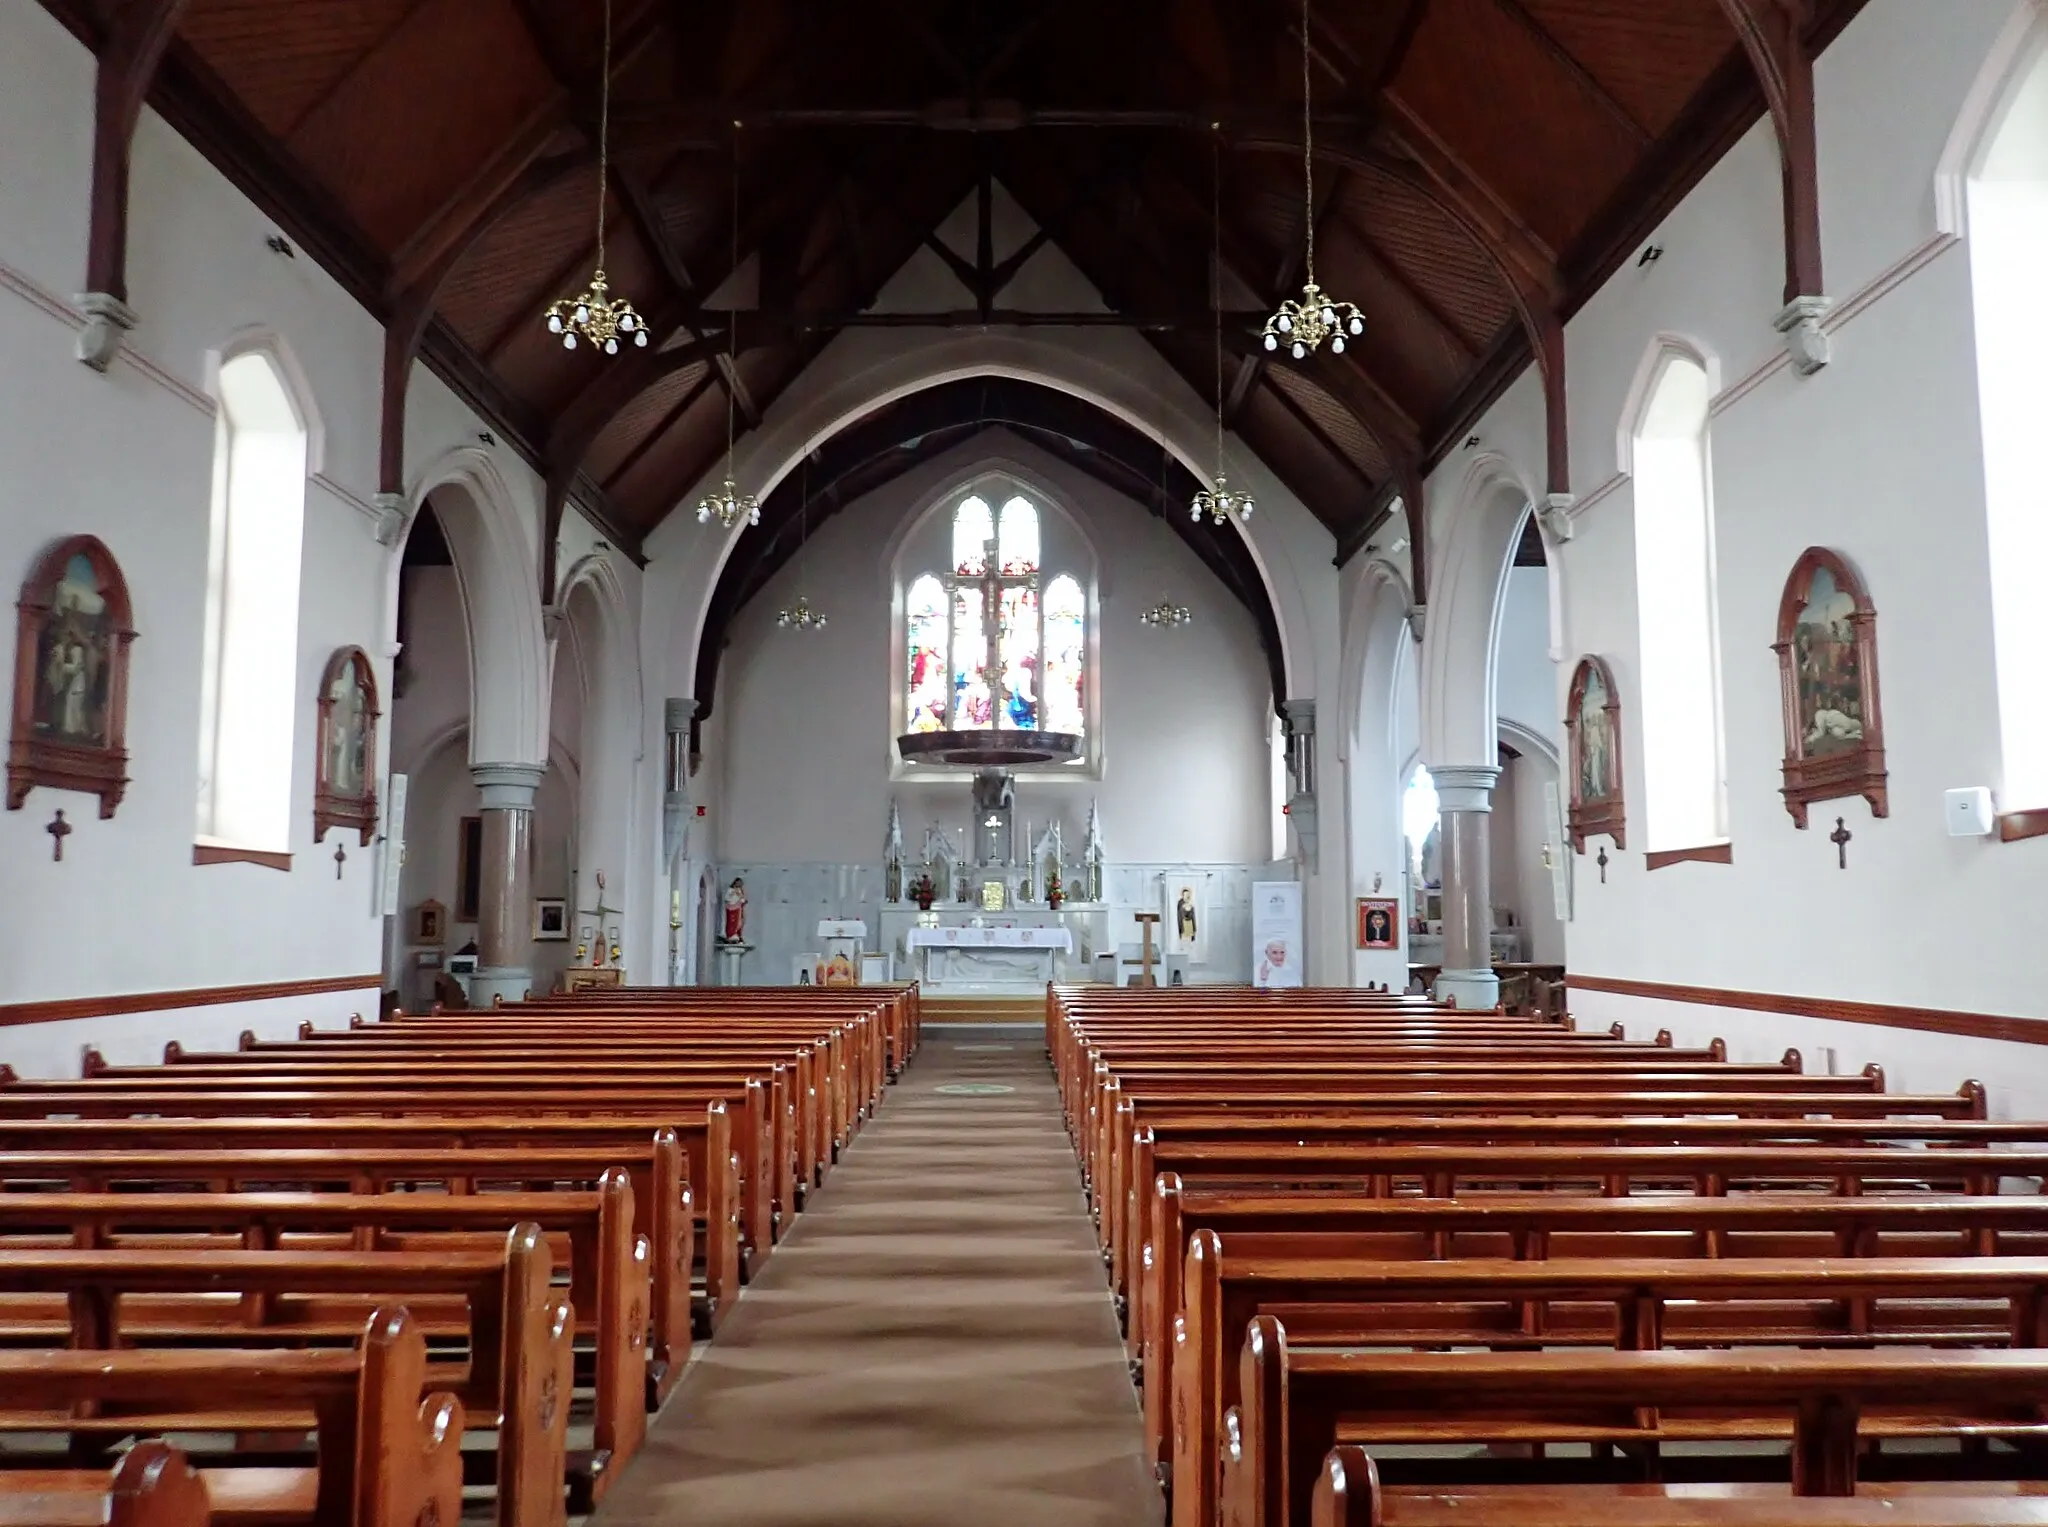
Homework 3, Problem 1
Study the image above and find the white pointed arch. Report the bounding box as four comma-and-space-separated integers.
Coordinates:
202, 324, 327, 478
386, 443, 549, 767
1935, 0, 2048, 237
1614, 333, 1723, 479
1419, 451, 1539, 767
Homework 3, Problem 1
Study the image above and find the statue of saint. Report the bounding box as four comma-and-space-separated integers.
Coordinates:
720, 877, 748, 943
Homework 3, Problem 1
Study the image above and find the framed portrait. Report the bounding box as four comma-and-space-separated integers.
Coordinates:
313, 647, 380, 845
1773, 547, 1887, 827
1564, 655, 1626, 852
532, 897, 569, 941
8, 535, 137, 818
1356, 896, 1400, 950
412, 898, 446, 946
456, 816, 483, 921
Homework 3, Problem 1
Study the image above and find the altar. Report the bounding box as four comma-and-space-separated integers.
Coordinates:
905, 925, 1074, 994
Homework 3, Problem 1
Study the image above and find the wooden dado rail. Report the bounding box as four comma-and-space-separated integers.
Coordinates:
1568, 975, 2048, 1050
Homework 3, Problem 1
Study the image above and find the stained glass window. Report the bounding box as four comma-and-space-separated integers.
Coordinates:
998, 497, 1039, 575
1043, 575, 1085, 736
953, 497, 993, 576
907, 489, 1088, 748
905, 575, 948, 734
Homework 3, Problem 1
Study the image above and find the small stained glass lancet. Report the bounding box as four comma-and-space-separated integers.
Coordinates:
999, 497, 1040, 575
953, 496, 993, 576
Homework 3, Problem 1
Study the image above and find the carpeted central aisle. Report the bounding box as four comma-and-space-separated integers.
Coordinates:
588, 1033, 1163, 1527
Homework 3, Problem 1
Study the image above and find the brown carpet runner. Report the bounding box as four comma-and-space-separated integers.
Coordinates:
587, 1034, 1162, 1527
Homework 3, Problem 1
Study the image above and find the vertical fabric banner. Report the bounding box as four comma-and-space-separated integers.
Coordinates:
1251, 880, 1304, 989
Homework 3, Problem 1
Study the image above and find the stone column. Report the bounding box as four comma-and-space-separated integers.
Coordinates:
1430, 763, 1501, 1010
470, 762, 546, 1006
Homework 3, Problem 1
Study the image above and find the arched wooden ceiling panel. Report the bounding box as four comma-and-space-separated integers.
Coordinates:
1517, 0, 1736, 136
179, 0, 418, 138
435, 166, 602, 348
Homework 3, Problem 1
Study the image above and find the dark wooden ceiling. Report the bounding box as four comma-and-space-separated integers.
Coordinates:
55, 0, 1864, 565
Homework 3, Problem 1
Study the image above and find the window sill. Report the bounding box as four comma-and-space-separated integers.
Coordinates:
193, 843, 293, 872
1998, 810, 2048, 844
1644, 841, 1734, 872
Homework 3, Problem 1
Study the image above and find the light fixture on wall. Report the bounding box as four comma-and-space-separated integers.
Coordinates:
542, 0, 646, 355
697, 129, 760, 529
1261, 0, 1364, 360
1140, 599, 1192, 629
1193, 133, 1255, 526
776, 456, 827, 631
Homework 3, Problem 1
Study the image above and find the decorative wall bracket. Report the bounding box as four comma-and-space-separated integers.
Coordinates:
370, 491, 408, 547
1405, 603, 1426, 643
1536, 492, 1576, 545
73, 293, 137, 373
1774, 295, 1833, 376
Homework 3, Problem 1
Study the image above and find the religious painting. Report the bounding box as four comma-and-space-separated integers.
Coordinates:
1564, 655, 1626, 853
412, 899, 446, 946
313, 647, 380, 846
1162, 877, 1206, 961
8, 535, 136, 818
1773, 547, 1888, 827
1356, 896, 1400, 951
533, 897, 568, 941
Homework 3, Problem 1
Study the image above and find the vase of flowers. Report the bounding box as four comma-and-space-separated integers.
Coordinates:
1046, 869, 1064, 910
911, 872, 937, 912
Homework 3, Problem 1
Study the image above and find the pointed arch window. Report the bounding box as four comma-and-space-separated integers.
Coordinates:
1631, 348, 1728, 854
196, 350, 308, 856
902, 490, 1089, 745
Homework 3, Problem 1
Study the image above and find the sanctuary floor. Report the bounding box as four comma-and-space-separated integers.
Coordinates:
587, 1033, 1162, 1527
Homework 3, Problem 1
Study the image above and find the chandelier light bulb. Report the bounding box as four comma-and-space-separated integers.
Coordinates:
776, 595, 828, 632
1191, 474, 1255, 526
696, 477, 760, 529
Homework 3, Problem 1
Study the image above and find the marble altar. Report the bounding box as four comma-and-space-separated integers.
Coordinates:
905, 925, 1075, 993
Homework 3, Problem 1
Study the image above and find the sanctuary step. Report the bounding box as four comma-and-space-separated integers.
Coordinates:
920, 994, 1045, 1027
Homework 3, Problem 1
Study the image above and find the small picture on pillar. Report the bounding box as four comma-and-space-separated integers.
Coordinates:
532, 898, 568, 941
1356, 897, 1400, 951
455, 816, 482, 921
412, 899, 446, 946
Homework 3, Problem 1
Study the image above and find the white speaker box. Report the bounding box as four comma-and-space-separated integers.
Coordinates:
1946, 786, 1995, 837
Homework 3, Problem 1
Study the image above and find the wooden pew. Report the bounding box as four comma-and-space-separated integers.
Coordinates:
0, 1183, 650, 1501
0, 1306, 465, 1527
1226, 1328, 2048, 1527
1140, 1190, 2048, 1491
3, 1440, 214, 1527
0, 1232, 569, 1527
1309, 1448, 2048, 1527
0, 1079, 780, 1272
0, 1115, 737, 1337
1175, 1248, 2048, 1527
0, 1140, 700, 1387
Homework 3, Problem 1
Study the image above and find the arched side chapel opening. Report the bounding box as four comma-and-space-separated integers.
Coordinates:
1959, 4, 2048, 818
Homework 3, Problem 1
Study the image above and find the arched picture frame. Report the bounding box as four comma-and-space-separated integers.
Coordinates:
1564, 655, 1625, 852
1772, 546, 1887, 827
313, 646, 380, 845
8, 535, 137, 818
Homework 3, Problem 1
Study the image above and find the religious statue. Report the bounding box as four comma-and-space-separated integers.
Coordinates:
884, 800, 905, 902
1082, 798, 1106, 904
720, 877, 748, 943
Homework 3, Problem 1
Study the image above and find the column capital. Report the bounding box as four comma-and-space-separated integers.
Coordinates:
1281, 697, 1317, 729
1430, 763, 1501, 813
470, 761, 546, 810
664, 697, 699, 732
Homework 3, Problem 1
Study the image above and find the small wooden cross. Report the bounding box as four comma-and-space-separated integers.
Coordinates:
334, 841, 347, 879
1595, 845, 1609, 884
1829, 817, 1852, 870
46, 809, 71, 862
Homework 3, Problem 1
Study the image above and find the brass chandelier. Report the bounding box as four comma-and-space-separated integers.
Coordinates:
542, 0, 645, 354
697, 133, 759, 529
1262, 0, 1364, 361
775, 459, 827, 630
1194, 134, 1254, 526
1140, 599, 1192, 628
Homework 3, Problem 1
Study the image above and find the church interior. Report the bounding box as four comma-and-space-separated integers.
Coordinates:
5, 0, 2048, 1523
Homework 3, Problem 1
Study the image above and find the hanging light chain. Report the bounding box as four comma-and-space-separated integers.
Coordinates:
777, 454, 825, 628
542, 0, 647, 355
1260, 0, 1365, 362
1194, 129, 1254, 526
698, 128, 759, 530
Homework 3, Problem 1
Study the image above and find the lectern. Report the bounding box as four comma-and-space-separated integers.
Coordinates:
1125, 913, 1161, 987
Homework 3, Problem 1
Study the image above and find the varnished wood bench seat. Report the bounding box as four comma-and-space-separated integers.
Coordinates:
1223, 1334, 2048, 1527
0, 1308, 462, 1527
1173, 1249, 2048, 1526
0, 1117, 737, 1335
0, 1185, 648, 1499
0, 1234, 567, 1526
1310, 1453, 2048, 1527
1138, 1191, 2048, 1484
0, 1081, 781, 1271
0, 1442, 211, 1527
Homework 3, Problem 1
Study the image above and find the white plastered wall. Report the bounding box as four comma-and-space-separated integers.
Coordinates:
0, 3, 637, 1063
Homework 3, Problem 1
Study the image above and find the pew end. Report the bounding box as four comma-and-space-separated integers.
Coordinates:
111, 1442, 212, 1527
240, 1029, 258, 1050
1655, 1029, 1672, 1046
80, 1048, 106, 1077
1311, 1446, 1382, 1527
162, 1041, 184, 1063
1863, 1062, 1885, 1091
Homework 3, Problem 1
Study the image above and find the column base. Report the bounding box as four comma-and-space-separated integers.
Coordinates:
1433, 966, 1500, 1011
469, 967, 534, 1008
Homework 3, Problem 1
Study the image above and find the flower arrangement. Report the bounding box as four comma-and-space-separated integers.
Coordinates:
1046, 868, 1064, 910
911, 872, 937, 911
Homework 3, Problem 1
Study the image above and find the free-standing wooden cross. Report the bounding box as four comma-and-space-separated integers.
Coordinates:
1830, 817, 1852, 869
46, 809, 71, 862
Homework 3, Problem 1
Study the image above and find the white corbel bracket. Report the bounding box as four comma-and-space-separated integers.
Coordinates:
1774, 295, 1833, 376
1537, 493, 1575, 545
370, 492, 408, 547
74, 292, 138, 373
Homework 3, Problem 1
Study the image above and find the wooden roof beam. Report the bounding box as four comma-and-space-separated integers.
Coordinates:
1714, 0, 1826, 334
